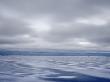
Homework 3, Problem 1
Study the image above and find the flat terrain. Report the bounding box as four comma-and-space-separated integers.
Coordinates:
0, 56, 110, 82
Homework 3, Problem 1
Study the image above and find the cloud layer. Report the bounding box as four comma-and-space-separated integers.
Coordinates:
0, 0, 110, 50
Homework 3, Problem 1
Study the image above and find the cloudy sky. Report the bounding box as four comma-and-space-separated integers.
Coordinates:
0, 0, 110, 50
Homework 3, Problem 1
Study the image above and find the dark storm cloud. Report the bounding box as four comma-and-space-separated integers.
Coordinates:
0, 0, 110, 50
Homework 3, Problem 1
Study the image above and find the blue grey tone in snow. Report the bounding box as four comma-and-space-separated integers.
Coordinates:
0, 1, 110, 82
0, 56, 110, 82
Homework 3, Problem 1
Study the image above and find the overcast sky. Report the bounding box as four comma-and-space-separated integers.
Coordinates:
0, 0, 110, 50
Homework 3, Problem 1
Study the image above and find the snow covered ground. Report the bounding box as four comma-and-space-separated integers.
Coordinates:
0, 56, 110, 82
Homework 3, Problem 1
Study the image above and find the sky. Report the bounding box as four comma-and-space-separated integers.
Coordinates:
0, 0, 110, 50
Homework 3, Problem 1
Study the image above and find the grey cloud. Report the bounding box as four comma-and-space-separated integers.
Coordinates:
44, 23, 110, 46
0, 0, 110, 50
0, 0, 102, 22
0, 36, 35, 44
0, 0, 109, 17
0, 14, 34, 45
85, 0, 110, 7
0, 17, 33, 36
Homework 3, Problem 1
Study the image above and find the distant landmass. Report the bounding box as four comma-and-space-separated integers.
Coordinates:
0, 49, 110, 56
